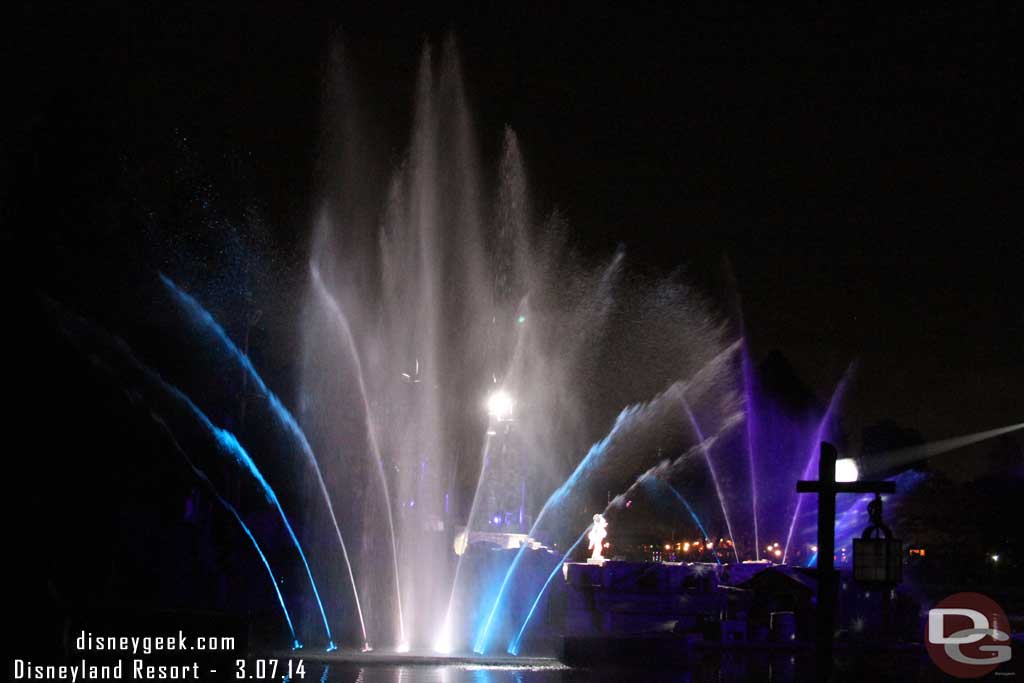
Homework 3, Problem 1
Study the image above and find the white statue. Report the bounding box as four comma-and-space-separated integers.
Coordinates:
587, 513, 609, 564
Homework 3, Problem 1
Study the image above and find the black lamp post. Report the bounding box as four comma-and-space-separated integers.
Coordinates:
796, 442, 897, 679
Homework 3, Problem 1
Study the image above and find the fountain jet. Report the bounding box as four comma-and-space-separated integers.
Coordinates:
783, 363, 856, 563
740, 340, 761, 561
151, 414, 302, 649
160, 275, 366, 648
309, 263, 405, 647
474, 343, 740, 653
506, 434, 740, 655
680, 394, 740, 563
46, 301, 335, 647
655, 481, 721, 566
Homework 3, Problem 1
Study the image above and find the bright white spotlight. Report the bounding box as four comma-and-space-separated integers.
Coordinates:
835, 458, 859, 483
486, 390, 515, 421
395, 642, 411, 653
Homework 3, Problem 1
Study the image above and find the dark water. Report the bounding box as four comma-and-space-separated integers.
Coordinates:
308, 663, 743, 683
296, 651, 985, 683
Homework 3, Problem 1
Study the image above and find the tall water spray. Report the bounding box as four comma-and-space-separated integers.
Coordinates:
153, 417, 303, 649
36, 33, 1021, 658
161, 275, 366, 648
46, 302, 333, 648
303, 37, 731, 650
782, 364, 855, 563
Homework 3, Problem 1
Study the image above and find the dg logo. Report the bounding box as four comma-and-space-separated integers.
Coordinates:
926, 592, 1012, 678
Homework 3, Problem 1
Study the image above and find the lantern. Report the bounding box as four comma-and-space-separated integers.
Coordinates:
852, 493, 902, 585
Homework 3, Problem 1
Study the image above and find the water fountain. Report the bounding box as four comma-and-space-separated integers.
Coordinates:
302, 38, 733, 653
40, 35, 1024, 665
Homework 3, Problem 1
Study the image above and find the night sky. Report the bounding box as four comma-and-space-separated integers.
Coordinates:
5, 2, 1021, 473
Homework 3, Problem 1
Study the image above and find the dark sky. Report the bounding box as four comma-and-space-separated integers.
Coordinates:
5, 2, 1021, 458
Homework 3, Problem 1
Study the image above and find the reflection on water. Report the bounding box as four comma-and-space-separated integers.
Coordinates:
318, 664, 570, 683
309, 648, 977, 683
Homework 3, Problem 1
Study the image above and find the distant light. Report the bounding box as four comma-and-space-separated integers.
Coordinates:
706, 542, 714, 550
774, 549, 782, 558
683, 542, 690, 552
664, 544, 671, 550
991, 554, 1000, 562
492, 515, 502, 525
773, 542, 780, 548
835, 458, 859, 482
486, 390, 515, 421
516, 315, 526, 324
396, 642, 410, 653
811, 545, 818, 553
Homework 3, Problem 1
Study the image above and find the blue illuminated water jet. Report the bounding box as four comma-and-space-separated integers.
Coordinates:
506, 530, 587, 656
47, 301, 334, 648
474, 346, 740, 654
654, 480, 721, 566
150, 414, 302, 649
472, 401, 644, 654
207, 421, 336, 647
500, 428, 738, 656
505, 439, 734, 656
142, 375, 337, 647
160, 274, 365, 647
